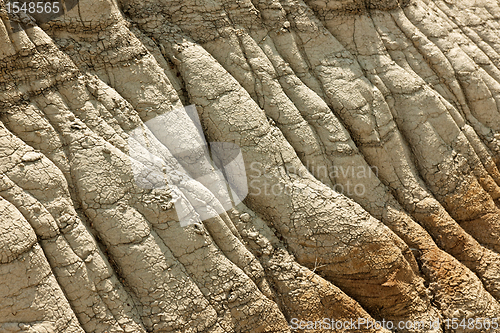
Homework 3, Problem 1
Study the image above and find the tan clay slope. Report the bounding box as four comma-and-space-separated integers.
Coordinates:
1, 0, 500, 332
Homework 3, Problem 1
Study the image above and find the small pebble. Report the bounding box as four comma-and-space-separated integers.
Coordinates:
247, 231, 258, 240
239, 213, 251, 222
21, 151, 43, 162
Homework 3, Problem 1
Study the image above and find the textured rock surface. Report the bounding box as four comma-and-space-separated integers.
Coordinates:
2, 0, 500, 331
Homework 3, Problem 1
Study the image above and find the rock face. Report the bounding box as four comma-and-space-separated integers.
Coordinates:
2, 0, 500, 331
